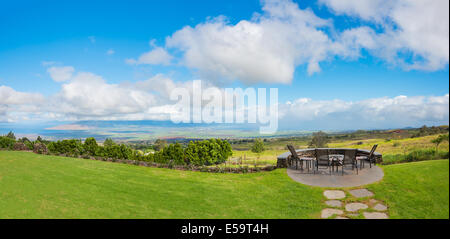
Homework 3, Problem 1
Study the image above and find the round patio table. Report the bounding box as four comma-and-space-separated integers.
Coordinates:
329, 154, 343, 172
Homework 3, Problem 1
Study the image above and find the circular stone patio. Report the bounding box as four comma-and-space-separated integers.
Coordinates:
287, 166, 384, 187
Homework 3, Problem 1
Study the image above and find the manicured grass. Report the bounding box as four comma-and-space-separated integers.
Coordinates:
368, 160, 449, 219
0, 151, 323, 219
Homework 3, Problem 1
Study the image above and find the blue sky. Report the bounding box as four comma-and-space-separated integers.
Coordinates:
0, 0, 449, 131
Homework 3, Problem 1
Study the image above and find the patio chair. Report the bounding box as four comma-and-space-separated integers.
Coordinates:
315, 148, 331, 174
356, 144, 378, 168
336, 149, 358, 175
287, 145, 314, 171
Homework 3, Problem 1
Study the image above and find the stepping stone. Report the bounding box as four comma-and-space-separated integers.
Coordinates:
363, 212, 388, 219
323, 190, 346, 199
325, 200, 342, 207
345, 202, 368, 212
349, 189, 374, 198
369, 199, 378, 204
321, 208, 344, 219
373, 203, 388, 211
335, 216, 348, 219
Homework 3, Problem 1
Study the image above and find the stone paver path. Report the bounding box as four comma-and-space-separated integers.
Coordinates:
320, 188, 389, 219
373, 203, 388, 211
349, 189, 374, 198
321, 209, 344, 218
345, 202, 368, 212
363, 212, 389, 219
323, 190, 346, 199
325, 200, 342, 207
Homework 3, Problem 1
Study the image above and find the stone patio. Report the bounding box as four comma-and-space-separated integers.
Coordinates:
287, 165, 384, 187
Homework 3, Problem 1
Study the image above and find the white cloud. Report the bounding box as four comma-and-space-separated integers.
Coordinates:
120, 0, 447, 85
280, 94, 449, 129
320, 0, 449, 71
1, 77, 448, 129
126, 40, 172, 65
53, 71, 158, 117
47, 66, 75, 82
106, 49, 115, 55
0, 85, 45, 122
165, 0, 335, 84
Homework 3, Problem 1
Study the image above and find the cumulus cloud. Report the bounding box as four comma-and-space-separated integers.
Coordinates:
166, 0, 335, 84
320, 0, 449, 71
280, 94, 449, 130
47, 66, 75, 82
126, 40, 172, 65
0, 85, 45, 122
123, 0, 449, 85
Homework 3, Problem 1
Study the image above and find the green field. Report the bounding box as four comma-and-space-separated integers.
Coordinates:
0, 151, 448, 219
0, 151, 322, 219
368, 160, 449, 219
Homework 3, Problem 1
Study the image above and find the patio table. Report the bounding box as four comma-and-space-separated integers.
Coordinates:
329, 154, 344, 172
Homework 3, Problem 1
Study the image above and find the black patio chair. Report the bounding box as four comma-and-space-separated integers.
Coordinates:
287, 145, 314, 171
357, 144, 378, 168
336, 149, 358, 175
315, 148, 331, 174
287, 145, 302, 170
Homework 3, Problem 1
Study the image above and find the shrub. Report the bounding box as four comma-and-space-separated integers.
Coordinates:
84, 137, 98, 156
184, 139, 232, 166
0, 136, 15, 149
251, 139, 265, 153
13, 142, 29, 151
33, 143, 48, 154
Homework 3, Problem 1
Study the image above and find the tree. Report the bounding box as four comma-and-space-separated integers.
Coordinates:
103, 138, 115, 147
36, 136, 43, 142
153, 139, 167, 152
6, 131, 15, 140
309, 131, 329, 148
251, 139, 265, 153
431, 134, 449, 152
84, 137, 98, 156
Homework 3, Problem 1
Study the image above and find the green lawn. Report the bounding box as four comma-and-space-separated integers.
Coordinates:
0, 151, 322, 219
1, 151, 448, 219
368, 160, 449, 219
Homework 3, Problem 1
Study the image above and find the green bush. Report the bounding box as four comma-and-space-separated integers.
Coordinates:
184, 139, 232, 166
83, 137, 98, 156
251, 139, 265, 153
0, 136, 16, 149
12, 135, 232, 167
48, 139, 84, 157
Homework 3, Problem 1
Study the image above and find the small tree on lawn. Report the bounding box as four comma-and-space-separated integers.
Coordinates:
309, 131, 329, 148
251, 139, 265, 153
431, 134, 449, 153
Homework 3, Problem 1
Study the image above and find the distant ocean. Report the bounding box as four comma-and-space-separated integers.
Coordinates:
0, 120, 307, 141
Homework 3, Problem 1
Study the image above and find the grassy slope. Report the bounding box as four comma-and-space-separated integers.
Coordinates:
369, 160, 449, 219
0, 151, 322, 219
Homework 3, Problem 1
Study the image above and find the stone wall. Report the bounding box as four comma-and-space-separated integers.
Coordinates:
277, 148, 383, 168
